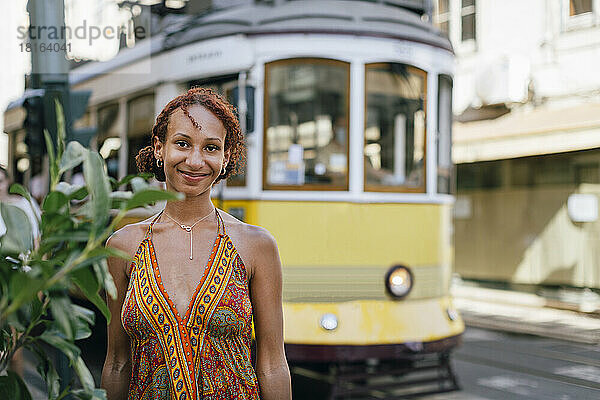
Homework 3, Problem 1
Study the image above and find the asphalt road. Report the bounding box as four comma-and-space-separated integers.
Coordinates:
426, 327, 600, 400
291, 327, 600, 399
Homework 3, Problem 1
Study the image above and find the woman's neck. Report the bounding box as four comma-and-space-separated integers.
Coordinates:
163, 190, 215, 224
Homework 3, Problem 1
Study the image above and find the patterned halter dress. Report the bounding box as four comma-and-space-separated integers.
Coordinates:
121, 209, 260, 399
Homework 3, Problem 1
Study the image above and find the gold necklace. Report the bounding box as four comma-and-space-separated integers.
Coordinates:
162, 208, 215, 260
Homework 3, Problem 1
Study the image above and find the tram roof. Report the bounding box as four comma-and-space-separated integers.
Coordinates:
164, 0, 451, 52
69, 0, 451, 85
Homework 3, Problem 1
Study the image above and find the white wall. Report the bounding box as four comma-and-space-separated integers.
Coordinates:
448, 0, 600, 115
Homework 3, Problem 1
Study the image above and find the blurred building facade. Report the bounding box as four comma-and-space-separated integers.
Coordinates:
435, 0, 600, 288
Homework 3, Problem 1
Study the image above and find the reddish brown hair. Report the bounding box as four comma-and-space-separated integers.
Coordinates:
135, 87, 244, 183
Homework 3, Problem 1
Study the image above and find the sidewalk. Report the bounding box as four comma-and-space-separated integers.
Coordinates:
451, 281, 600, 344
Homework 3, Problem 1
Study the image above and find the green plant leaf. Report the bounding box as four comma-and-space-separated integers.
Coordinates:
83, 151, 111, 233
7, 310, 26, 331
55, 182, 88, 201
93, 259, 117, 300
73, 317, 92, 340
41, 213, 74, 236
70, 186, 89, 201
73, 356, 95, 392
42, 231, 90, 245
42, 191, 69, 214
130, 176, 148, 192
8, 270, 43, 310
126, 188, 182, 210
116, 173, 152, 189
44, 129, 60, 189
92, 246, 130, 260
39, 330, 81, 362
70, 304, 95, 340
71, 388, 107, 400
0, 203, 33, 254
55, 99, 66, 161
29, 342, 61, 399
72, 304, 95, 325
8, 183, 33, 203
71, 267, 110, 323
59, 141, 87, 175
0, 370, 33, 400
63, 247, 128, 270
49, 295, 75, 340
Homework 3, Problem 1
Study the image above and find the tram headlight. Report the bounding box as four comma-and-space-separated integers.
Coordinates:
320, 313, 338, 331
385, 265, 413, 299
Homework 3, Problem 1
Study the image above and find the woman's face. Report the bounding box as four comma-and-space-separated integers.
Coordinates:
154, 104, 229, 197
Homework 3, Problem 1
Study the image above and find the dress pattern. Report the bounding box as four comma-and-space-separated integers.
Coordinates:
121, 209, 260, 399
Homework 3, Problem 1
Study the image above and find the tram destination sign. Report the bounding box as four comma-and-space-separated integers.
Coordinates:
160, 36, 254, 81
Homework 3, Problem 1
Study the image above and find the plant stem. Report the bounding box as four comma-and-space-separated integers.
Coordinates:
0, 297, 50, 373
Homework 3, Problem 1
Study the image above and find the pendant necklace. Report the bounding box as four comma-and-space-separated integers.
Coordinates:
162, 207, 215, 260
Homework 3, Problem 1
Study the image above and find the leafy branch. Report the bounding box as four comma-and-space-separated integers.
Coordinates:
0, 99, 181, 399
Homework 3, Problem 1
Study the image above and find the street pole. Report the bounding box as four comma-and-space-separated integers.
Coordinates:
26, 0, 72, 394
27, 0, 70, 147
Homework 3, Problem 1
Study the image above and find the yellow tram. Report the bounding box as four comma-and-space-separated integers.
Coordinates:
5, 0, 464, 396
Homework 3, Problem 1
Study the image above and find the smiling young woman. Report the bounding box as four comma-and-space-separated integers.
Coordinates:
101, 87, 291, 400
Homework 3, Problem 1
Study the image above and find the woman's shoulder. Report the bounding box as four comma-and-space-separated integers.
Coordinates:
219, 209, 276, 245
218, 210, 278, 272
105, 213, 158, 254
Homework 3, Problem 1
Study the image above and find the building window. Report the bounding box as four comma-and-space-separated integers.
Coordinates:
461, 0, 476, 42
570, 0, 593, 15
264, 59, 350, 190
364, 63, 427, 193
434, 0, 450, 36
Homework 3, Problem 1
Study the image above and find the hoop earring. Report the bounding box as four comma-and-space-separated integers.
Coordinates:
156, 159, 163, 168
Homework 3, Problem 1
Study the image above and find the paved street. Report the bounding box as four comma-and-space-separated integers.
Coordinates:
421, 327, 600, 400
291, 327, 600, 399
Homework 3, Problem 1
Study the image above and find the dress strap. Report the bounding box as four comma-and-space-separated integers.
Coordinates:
144, 209, 164, 239
215, 208, 226, 237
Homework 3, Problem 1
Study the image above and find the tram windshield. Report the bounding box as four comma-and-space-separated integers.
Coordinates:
264, 59, 350, 190
364, 63, 427, 192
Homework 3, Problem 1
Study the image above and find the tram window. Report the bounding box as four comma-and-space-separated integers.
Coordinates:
264, 59, 350, 190
438, 75, 454, 194
97, 103, 120, 179
127, 94, 154, 176
364, 63, 427, 193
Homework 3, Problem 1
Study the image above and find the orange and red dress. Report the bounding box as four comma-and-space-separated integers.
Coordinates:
121, 210, 260, 399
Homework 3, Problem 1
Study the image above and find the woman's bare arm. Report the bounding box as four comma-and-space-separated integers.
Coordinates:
101, 230, 134, 400
248, 227, 291, 399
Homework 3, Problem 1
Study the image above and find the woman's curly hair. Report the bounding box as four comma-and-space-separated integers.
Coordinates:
135, 87, 244, 183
